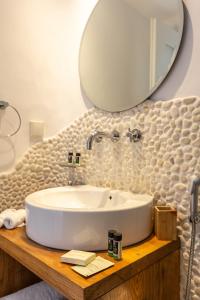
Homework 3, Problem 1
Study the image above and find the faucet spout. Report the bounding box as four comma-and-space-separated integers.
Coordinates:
86, 136, 93, 150
86, 130, 106, 150
86, 130, 120, 150
86, 135, 94, 150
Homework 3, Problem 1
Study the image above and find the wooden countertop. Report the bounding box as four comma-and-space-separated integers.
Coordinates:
0, 228, 180, 300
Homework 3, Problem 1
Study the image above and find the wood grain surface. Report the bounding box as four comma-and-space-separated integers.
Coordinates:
0, 249, 40, 297
98, 250, 180, 300
0, 227, 180, 300
155, 206, 177, 240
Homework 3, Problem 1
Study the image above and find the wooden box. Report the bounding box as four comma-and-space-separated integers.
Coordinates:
155, 206, 177, 241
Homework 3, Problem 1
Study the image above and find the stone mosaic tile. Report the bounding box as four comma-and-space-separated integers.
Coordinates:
0, 96, 200, 298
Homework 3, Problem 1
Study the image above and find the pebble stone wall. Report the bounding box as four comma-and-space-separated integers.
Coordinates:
0, 96, 200, 299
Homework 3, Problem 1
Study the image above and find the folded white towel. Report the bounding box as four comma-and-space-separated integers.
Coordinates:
0, 209, 16, 228
3, 209, 26, 230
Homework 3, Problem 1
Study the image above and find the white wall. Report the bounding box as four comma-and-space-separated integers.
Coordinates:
153, 0, 200, 99
0, 0, 198, 172
0, 0, 97, 172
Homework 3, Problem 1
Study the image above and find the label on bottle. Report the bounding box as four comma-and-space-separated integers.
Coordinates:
68, 152, 73, 164
75, 153, 81, 165
108, 238, 113, 255
113, 240, 122, 260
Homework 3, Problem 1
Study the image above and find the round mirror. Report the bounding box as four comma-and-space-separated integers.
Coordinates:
79, 0, 184, 112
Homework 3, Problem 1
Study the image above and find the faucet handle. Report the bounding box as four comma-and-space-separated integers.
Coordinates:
126, 128, 142, 143
111, 130, 120, 142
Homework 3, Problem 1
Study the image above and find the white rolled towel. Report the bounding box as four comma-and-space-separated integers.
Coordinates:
0, 209, 16, 228
3, 209, 26, 229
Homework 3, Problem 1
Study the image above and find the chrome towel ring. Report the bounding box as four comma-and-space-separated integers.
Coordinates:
0, 100, 22, 137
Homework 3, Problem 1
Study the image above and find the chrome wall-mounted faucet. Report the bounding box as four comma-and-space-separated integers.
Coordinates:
86, 130, 120, 150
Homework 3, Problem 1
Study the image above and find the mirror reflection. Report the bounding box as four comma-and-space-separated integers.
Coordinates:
79, 0, 184, 112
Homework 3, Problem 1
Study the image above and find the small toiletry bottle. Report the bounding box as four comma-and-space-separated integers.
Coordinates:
108, 230, 116, 257
113, 232, 122, 260
68, 152, 73, 165
75, 153, 81, 166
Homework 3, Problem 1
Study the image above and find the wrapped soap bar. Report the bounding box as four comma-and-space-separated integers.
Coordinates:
60, 250, 96, 266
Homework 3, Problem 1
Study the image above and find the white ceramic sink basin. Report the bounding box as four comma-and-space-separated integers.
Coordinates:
25, 185, 153, 251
